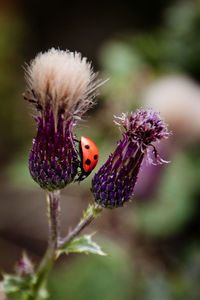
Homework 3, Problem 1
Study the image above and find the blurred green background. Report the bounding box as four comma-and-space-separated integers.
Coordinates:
1, 0, 200, 299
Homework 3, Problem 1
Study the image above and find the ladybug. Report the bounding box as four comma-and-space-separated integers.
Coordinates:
76, 136, 99, 182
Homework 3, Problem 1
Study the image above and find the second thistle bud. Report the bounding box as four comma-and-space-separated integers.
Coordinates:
92, 109, 170, 208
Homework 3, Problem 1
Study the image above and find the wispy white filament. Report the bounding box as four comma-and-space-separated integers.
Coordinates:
25, 48, 101, 122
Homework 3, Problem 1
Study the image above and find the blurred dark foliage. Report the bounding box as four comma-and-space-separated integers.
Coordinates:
127, 1, 200, 79
22, 0, 173, 61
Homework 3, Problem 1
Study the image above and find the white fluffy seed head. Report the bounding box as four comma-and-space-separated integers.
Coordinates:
25, 48, 101, 122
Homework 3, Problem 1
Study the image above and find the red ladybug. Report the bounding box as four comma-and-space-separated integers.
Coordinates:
77, 136, 99, 182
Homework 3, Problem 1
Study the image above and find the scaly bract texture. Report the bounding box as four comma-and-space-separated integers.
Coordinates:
92, 109, 170, 208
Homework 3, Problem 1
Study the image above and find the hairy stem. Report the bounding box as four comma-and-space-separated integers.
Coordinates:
28, 190, 61, 300
47, 190, 61, 249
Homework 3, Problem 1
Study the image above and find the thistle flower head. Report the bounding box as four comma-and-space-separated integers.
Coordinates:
115, 109, 170, 146
92, 109, 170, 208
25, 48, 101, 191
25, 48, 99, 124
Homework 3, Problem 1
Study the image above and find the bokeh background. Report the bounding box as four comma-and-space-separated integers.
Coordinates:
1, 0, 200, 299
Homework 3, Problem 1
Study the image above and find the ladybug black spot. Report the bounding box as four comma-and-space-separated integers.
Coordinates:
85, 159, 91, 165
94, 154, 98, 160
85, 145, 90, 149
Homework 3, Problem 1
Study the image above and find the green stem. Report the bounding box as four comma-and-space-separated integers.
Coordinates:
28, 249, 55, 300
27, 199, 101, 299
59, 203, 102, 249
28, 191, 61, 300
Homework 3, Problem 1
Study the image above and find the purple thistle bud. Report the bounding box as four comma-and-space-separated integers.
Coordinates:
24, 48, 101, 190
29, 107, 79, 190
92, 109, 170, 208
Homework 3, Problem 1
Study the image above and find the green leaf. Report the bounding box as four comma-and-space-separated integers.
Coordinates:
1, 274, 35, 294
1, 274, 48, 300
58, 234, 107, 256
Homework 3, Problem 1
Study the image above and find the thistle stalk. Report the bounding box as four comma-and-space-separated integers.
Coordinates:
47, 190, 61, 250
59, 204, 102, 249
28, 191, 61, 299
27, 201, 101, 299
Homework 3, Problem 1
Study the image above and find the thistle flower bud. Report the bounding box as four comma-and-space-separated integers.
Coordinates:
15, 253, 34, 277
92, 109, 170, 208
25, 48, 100, 190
